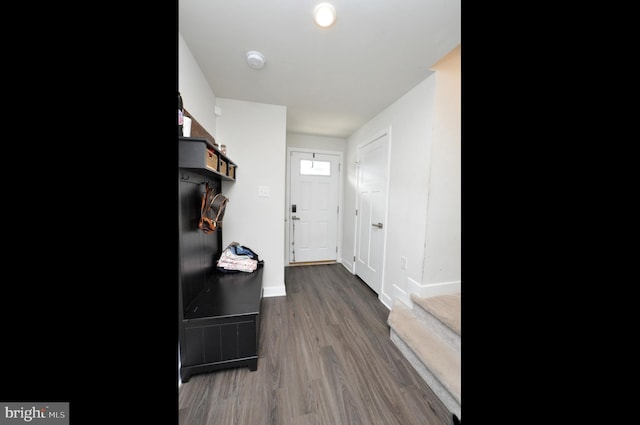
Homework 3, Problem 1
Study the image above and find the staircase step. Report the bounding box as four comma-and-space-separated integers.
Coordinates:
411, 292, 461, 336
410, 293, 461, 353
388, 301, 460, 416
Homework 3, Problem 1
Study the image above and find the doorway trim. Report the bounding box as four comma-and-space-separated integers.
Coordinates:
352, 126, 393, 299
286, 147, 344, 266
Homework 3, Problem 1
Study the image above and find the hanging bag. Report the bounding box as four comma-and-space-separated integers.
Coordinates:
198, 182, 229, 233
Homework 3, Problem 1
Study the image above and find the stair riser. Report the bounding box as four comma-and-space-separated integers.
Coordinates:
390, 330, 461, 419
412, 305, 460, 352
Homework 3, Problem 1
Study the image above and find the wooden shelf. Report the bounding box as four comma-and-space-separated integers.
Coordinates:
179, 137, 237, 181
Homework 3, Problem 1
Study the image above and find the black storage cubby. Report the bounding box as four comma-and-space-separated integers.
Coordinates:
179, 137, 237, 181
178, 144, 262, 383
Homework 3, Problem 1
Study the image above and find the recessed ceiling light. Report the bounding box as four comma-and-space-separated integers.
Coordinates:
246, 51, 266, 70
313, 3, 336, 28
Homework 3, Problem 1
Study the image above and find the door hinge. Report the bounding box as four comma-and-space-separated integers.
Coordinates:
338, 163, 341, 173
355, 209, 358, 216
336, 246, 338, 253
353, 255, 356, 261
337, 205, 339, 214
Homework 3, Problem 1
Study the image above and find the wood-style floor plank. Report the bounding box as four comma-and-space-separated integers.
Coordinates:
179, 264, 451, 425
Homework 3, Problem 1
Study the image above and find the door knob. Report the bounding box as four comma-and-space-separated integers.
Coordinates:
371, 222, 383, 228
292, 216, 301, 220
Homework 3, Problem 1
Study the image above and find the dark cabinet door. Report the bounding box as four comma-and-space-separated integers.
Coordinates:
220, 323, 239, 361
183, 327, 205, 366
237, 321, 257, 358
184, 324, 224, 366
220, 320, 257, 360
203, 326, 222, 363
184, 318, 258, 367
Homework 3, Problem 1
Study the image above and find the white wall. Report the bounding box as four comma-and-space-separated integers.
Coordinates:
343, 44, 460, 308
217, 98, 288, 297
178, 33, 217, 138
287, 133, 346, 153
343, 77, 436, 308
423, 45, 461, 286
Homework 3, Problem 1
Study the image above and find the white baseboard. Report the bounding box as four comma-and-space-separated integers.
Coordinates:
384, 278, 460, 311
379, 291, 393, 310
388, 279, 460, 311
340, 259, 354, 274
408, 277, 460, 298
263, 284, 287, 297
392, 283, 411, 308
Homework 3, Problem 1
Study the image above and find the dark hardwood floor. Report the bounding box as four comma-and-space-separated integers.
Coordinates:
178, 263, 451, 425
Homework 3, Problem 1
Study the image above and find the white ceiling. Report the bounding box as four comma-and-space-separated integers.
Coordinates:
179, 0, 461, 139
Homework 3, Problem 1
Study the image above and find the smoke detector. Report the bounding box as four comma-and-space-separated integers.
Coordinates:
246, 51, 266, 70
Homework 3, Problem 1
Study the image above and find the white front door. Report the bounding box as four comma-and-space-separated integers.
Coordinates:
355, 132, 389, 294
289, 151, 340, 263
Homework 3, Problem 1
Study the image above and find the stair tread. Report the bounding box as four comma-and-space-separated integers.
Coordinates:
388, 302, 460, 401
410, 292, 461, 336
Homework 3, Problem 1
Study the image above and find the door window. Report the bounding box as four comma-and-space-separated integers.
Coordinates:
300, 159, 331, 176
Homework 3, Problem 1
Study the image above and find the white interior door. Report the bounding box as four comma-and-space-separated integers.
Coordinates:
355, 133, 389, 294
289, 151, 340, 263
